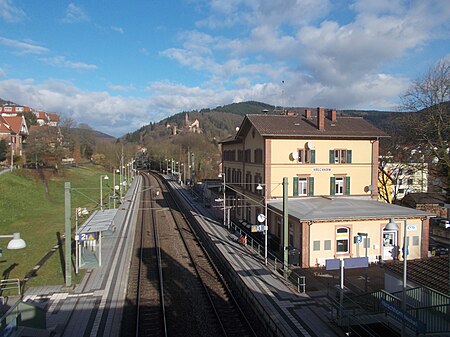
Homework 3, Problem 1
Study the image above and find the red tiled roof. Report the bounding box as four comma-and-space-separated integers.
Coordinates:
1, 115, 28, 135
48, 113, 60, 122
0, 115, 12, 133
244, 113, 388, 138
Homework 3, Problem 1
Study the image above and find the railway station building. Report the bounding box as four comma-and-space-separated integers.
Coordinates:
220, 108, 432, 268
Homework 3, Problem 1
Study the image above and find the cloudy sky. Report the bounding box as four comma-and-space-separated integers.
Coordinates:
0, 0, 449, 137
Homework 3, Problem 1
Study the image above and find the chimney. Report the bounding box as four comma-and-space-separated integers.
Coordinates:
304, 108, 311, 119
328, 109, 337, 124
317, 107, 325, 130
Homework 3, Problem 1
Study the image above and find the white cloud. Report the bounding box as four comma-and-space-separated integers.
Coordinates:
164, 0, 450, 111
62, 3, 90, 24
110, 26, 124, 34
0, 37, 48, 54
0, 68, 5, 77
107, 83, 135, 92
0, 0, 26, 22
40, 56, 97, 71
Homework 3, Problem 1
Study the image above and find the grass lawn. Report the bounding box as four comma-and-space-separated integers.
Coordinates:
0, 165, 115, 292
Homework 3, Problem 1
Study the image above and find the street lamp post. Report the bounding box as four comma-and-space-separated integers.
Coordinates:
257, 183, 268, 265
385, 218, 408, 337
218, 173, 227, 228
100, 175, 109, 210
9, 137, 14, 171
113, 168, 120, 209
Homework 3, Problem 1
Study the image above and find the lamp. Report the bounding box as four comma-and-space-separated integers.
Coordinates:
385, 218, 399, 231
385, 218, 408, 337
257, 183, 268, 265
100, 175, 109, 210
218, 172, 227, 228
0, 233, 26, 250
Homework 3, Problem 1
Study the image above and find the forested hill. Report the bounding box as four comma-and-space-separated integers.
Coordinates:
122, 101, 399, 145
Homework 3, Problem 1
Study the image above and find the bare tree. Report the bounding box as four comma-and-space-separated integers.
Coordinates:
401, 59, 450, 201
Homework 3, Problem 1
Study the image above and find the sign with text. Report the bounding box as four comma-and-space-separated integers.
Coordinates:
326, 257, 368, 271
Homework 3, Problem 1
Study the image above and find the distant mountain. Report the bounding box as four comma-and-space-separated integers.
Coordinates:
0, 98, 19, 106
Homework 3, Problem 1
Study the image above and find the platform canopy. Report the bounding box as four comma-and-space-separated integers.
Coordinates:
77, 209, 118, 234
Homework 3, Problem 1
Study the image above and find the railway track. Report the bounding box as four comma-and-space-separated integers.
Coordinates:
121, 172, 258, 337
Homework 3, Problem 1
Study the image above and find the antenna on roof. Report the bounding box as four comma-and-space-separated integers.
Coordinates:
281, 80, 285, 115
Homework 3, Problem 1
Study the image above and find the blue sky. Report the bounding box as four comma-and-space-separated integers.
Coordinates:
0, 0, 449, 137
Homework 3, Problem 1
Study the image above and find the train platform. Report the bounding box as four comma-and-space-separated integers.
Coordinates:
170, 181, 346, 337
7, 176, 143, 337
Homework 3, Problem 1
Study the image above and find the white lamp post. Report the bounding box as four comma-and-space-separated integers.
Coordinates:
100, 175, 109, 210
257, 183, 268, 265
218, 172, 227, 228
385, 218, 408, 337
113, 168, 120, 209
0, 233, 26, 250
9, 138, 14, 171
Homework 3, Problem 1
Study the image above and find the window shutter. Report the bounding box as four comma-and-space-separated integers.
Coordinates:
329, 150, 334, 164
309, 177, 314, 196
347, 150, 352, 163
345, 176, 351, 195
310, 150, 316, 163
330, 177, 336, 195
293, 177, 299, 196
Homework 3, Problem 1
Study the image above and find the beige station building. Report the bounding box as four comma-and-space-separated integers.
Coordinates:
221, 108, 431, 268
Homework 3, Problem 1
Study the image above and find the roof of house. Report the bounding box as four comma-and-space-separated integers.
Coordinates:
384, 256, 449, 295
48, 113, 60, 122
226, 111, 388, 142
401, 193, 448, 207
268, 197, 432, 221
0, 115, 12, 133
0, 115, 28, 135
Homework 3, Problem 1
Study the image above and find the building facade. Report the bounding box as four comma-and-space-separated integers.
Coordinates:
221, 108, 431, 267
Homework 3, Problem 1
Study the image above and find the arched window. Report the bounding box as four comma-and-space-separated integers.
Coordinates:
336, 227, 349, 253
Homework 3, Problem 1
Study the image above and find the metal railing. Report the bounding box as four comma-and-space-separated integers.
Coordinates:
228, 220, 306, 293
0, 279, 21, 296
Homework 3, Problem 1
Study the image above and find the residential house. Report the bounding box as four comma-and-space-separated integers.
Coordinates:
47, 113, 60, 127
0, 114, 29, 164
378, 161, 428, 203
35, 111, 50, 126
0, 104, 32, 115
400, 192, 449, 219
221, 108, 431, 268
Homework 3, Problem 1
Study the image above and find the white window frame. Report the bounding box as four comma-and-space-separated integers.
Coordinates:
336, 227, 349, 254
298, 178, 307, 196
335, 177, 344, 195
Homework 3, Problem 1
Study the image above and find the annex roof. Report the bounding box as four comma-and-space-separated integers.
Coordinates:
267, 197, 432, 222
77, 209, 118, 234
384, 256, 449, 295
